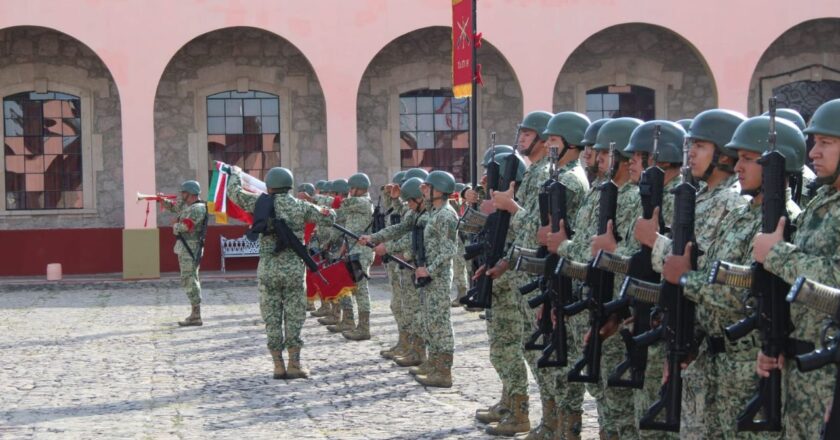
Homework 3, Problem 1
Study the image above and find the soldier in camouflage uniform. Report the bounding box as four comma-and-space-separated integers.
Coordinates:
761, 108, 818, 207
364, 175, 431, 368
450, 182, 471, 307
518, 111, 591, 439
161, 180, 208, 327
544, 118, 610, 440
472, 112, 551, 437
755, 99, 840, 439
320, 179, 352, 328
297, 182, 318, 312
616, 120, 686, 440
638, 110, 748, 439
227, 166, 336, 380
662, 115, 806, 439
380, 171, 410, 358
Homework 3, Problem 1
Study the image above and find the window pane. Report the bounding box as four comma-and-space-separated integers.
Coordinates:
26, 192, 44, 210
254, 92, 275, 99
207, 99, 225, 116
262, 134, 279, 151
63, 191, 83, 208
434, 132, 454, 149
208, 117, 225, 134
586, 111, 602, 121
400, 132, 417, 149
5, 137, 24, 155
433, 96, 451, 114
7, 192, 23, 209
225, 99, 242, 117
63, 136, 81, 154
244, 152, 263, 170
243, 116, 261, 134
5, 118, 23, 136
417, 132, 434, 149
243, 99, 261, 116
261, 99, 279, 116
44, 191, 61, 209
224, 134, 244, 152
43, 100, 62, 118
261, 116, 279, 134
603, 94, 619, 111
225, 117, 243, 134
417, 114, 433, 131
451, 98, 469, 114
62, 118, 81, 136
5, 155, 24, 172
66, 100, 81, 118
25, 173, 44, 192
43, 154, 60, 173
62, 155, 82, 174
6, 173, 24, 191
4, 100, 21, 119
265, 151, 281, 167
25, 137, 43, 155
208, 92, 230, 99
452, 131, 469, 149
400, 115, 416, 131
417, 97, 434, 114
43, 118, 62, 135
400, 97, 416, 115
230, 91, 255, 99
586, 94, 602, 111
44, 173, 60, 191
434, 114, 455, 131
243, 134, 260, 152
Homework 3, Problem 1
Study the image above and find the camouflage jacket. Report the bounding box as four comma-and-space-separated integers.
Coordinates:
508, 155, 552, 260
163, 198, 208, 257
557, 178, 604, 262
683, 196, 801, 337
371, 207, 429, 263
766, 185, 840, 344
335, 194, 375, 264
615, 176, 680, 269
226, 172, 336, 261
424, 203, 459, 276
652, 173, 746, 272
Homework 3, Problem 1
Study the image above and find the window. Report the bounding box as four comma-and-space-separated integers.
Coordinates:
206, 91, 280, 181
586, 85, 655, 121
399, 89, 470, 183
3, 91, 82, 210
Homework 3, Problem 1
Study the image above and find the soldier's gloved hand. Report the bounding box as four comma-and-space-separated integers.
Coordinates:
634, 207, 661, 248
591, 220, 617, 257
662, 242, 693, 284
753, 217, 786, 263
415, 266, 430, 278
546, 220, 569, 254
464, 188, 479, 204
756, 351, 784, 378
374, 243, 387, 257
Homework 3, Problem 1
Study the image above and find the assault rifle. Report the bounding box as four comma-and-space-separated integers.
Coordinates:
332, 223, 415, 271
412, 223, 432, 287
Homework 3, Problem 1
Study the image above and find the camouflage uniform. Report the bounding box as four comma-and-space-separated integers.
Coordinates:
385, 195, 409, 333
680, 196, 798, 440
764, 185, 840, 439
336, 194, 375, 314
421, 202, 459, 354
227, 173, 336, 351
449, 198, 470, 300
162, 198, 207, 306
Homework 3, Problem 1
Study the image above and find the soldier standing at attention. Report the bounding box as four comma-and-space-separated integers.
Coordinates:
380, 171, 410, 358
161, 180, 208, 327
450, 182, 471, 307
296, 182, 318, 313
339, 173, 375, 341
755, 99, 840, 439
226, 166, 336, 380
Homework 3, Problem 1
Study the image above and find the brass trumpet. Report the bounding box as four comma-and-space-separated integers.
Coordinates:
136, 192, 176, 202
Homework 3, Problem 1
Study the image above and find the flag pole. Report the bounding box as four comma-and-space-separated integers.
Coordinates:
469, 0, 478, 188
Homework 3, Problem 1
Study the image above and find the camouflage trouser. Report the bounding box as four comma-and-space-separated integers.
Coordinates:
598, 328, 639, 439
556, 312, 588, 412
634, 343, 678, 440
400, 269, 422, 336
387, 263, 406, 330
177, 251, 201, 305
490, 281, 528, 397
421, 266, 455, 354
519, 286, 557, 402
681, 347, 709, 440
257, 264, 306, 351
452, 242, 469, 297
783, 360, 835, 439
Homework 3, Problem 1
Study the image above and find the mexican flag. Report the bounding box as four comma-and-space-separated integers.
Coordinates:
207, 161, 261, 224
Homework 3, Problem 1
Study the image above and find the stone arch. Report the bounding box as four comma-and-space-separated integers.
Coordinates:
748, 18, 840, 118
0, 25, 123, 229
356, 26, 523, 188
153, 26, 327, 202
553, 23, 717, 120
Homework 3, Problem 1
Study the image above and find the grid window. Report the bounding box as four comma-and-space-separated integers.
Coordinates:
585, 85, 655, 121
399, 89, 470, 183
206, 91, 280, 181
3, 91, 83, 210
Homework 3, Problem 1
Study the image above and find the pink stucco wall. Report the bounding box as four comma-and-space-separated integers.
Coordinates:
0, 0, 836, 229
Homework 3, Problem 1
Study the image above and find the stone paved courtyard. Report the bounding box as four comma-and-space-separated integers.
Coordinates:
0, 277, 598, 439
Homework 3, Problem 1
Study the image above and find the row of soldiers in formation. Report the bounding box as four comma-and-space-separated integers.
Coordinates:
160, 98, 840, 440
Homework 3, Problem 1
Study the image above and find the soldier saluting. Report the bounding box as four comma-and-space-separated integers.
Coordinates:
226, 166, 336, 380
161, 180, 208, 327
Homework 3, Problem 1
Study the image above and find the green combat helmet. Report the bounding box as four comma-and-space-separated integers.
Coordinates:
400, 177, 424, 202
322, 180, 334, 194
763, 108, 806, 131
424, 170, 456, 194
625, 120, 686, 164
593, 117, 644, 158
404, 168, 430, 181
332, 178, 350, 195
686, 109, 746, 178
483, 145, 514, 167
725, 116, 806, 174
455, 182, 467, 195
181, 180, 201, 195
520, 111, 554, 139
392, 171, 407, 185
298, 183, 316, 197
542, 112, 591, 147
348, 172, 371, 190
315, 180, 327, 192
582, 118, 611, 146
675, 119, 693, 132
803, 98, 840, 185
265, 167, 294, 190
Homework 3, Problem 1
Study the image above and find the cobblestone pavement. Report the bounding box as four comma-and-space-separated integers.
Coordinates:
0, 278, 599, 439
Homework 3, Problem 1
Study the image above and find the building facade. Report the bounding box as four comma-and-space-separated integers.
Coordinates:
0, 0, 838, 277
